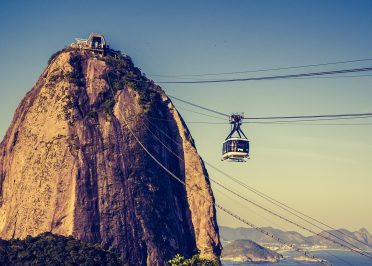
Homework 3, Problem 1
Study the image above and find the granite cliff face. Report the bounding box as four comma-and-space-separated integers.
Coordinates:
0, 48, 221, 265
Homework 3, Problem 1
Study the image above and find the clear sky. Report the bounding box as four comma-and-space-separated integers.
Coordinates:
0, 0, 371, 235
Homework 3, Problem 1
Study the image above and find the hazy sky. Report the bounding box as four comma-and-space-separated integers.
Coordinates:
0, 0, 371, 234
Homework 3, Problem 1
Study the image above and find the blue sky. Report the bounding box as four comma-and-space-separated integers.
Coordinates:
1, 0, 372, 234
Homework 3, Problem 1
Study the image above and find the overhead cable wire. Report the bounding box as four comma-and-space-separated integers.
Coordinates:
169, 95, 372, 121
147, 117, 226, 124
147, 116, 372, 126
248, 122, 372, 126
168, 95, 229, 117
177, 121, 372, 126
244, 113, 372, 120
148, 58, 372, 77
187, 121, 372, 125
287, 74, 372, 80
244, 115, 372, 123
149, 67, 372, 84
176, 106, 227, 121
147, 115, 372, 125
143, 120, 372, 261
150, 74, 372, 82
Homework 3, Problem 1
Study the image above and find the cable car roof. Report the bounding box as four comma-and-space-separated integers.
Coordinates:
223, 137, 249, 143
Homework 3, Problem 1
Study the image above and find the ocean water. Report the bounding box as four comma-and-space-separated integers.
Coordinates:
222, 250, 372, 266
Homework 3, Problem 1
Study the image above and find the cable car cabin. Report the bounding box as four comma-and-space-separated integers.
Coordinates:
222, 113, 250, 162
222, 138, 249, 162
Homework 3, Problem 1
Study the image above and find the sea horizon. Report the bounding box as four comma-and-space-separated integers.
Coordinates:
222, 250, 372, 266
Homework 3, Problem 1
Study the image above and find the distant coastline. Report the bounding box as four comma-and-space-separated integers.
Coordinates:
223, 250, 372, 266
220, 226, 372, 253
293, 255, 327, 263
220, 226, 372, 265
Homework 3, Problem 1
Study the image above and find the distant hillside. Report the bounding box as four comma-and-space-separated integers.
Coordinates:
220, 226, 372, 250
0, 232, 122, 265
222, 239, 283, 263
220, 226, 306, 245
307, 228, 372, 248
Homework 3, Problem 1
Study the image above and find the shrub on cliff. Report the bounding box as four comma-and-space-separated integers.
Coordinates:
167, 254, 220, 266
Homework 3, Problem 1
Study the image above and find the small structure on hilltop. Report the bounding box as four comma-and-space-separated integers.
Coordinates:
70, 33, 109, 55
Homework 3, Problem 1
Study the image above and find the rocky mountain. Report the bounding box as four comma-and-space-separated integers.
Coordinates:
0, 45, 221, 265
0, 232, 122, 265
220, 226, 372, 250
221, 239, 283, 263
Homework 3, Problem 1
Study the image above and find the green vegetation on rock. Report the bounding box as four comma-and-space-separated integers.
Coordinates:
104, 52, 161, 113
0, 232, 123, 266
167, 254, 220, 266
69, 54, 85, 87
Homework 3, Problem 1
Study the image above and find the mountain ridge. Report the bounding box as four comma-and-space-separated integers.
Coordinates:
220, 226, 372, 250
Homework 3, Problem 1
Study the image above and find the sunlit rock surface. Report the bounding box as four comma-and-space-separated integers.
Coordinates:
0, 49, 221, 265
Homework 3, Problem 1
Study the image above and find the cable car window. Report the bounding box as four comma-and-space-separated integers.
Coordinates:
229, 140, 237, 152
237, 141, 249, 152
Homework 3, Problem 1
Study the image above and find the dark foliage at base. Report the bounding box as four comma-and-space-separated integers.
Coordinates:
167, 254, 220, 266
0, 232, 123, 266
